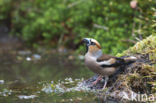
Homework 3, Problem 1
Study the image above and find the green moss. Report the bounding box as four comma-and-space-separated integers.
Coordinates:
117, 35, 156, 63
114, 35, 156, 95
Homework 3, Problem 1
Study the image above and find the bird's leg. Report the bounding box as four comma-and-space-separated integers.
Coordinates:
102, 76, 109, 89
92, 75, 103, 86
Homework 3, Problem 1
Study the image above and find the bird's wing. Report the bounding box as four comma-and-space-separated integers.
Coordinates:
96, 54, 124, 67
96, 54, 115, 62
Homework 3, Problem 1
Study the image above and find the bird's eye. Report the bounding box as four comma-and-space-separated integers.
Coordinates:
91, 42, 96, 45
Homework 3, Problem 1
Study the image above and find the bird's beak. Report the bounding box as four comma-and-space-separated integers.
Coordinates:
82, 38, 90, 46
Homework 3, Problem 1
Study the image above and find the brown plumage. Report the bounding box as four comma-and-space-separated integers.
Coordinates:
97, 54, 115, 62
82, 38, 137, 89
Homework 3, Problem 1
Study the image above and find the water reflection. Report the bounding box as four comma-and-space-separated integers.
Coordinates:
0, 51, 96, 103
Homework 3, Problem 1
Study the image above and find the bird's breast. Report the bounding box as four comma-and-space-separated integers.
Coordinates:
84, 54, 102, 74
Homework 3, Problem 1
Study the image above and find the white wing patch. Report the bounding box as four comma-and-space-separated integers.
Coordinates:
124, 56, 137, 61
129, 56, 137, 60
97, 58, 116, 65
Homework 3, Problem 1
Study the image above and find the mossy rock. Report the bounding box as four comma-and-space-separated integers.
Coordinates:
117, 35, 156, 64
116, 35, 156, 95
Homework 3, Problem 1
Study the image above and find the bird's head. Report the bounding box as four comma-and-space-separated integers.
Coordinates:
82, 38, 101, 53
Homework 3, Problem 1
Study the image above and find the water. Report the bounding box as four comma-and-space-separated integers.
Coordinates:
0, 50, 99, 103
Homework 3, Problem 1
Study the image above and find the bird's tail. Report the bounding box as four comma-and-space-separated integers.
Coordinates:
123, 56, 137, 64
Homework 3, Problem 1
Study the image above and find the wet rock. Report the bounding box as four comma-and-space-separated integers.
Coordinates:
32, 54, 41, 60
18, 95, 38, 99
0, 89, 12, 96
68, 55, 74, 60
0, 80, 4, 84
18, 50, 31, 55
83, 75, 104, 89
58, 46, 67, 53
26, 57, 32, 61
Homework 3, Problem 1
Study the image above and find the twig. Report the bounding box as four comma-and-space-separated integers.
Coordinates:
93, 24, 109, 31
121, 39, 136, 44
67, 0, 86, 8
57, 33, 64, 48
131, 6, 144, 41
132, 20, 141, 41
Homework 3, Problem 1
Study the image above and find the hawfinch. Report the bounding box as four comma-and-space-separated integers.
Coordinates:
82, 38, 137, 89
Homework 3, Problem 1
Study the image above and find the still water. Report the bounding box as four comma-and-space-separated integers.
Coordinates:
0, 50, 99, 103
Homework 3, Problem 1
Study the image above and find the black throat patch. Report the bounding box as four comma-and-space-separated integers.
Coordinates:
86, 45, 88, 53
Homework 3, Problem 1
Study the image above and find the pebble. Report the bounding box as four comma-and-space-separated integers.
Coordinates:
0, 80, 4, 84
18, 95, 38, 99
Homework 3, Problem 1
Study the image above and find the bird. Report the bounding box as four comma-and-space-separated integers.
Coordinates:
82, 38, 137, 89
